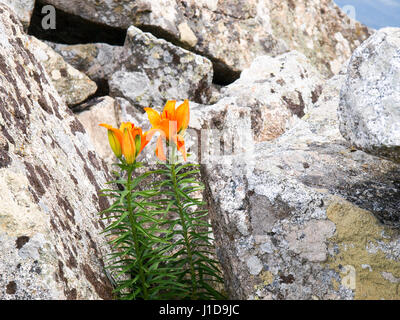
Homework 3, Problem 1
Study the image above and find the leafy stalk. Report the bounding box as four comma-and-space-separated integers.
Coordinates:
156, 147, 226, 300
126, 165, 148, 299
171, 161, 198, 299
99, 161, 185, 299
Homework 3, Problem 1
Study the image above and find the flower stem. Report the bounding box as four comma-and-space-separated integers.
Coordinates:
169, 158, 197, 299
126, 164, 148, 299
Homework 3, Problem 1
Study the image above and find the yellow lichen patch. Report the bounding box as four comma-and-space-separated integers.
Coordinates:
331, 278, 340, 291
260, 271, 274, 286
326, 199, 400, 300
113, 6, 123, 14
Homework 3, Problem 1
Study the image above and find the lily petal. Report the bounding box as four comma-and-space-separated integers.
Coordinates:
162, 100, 176, 120
159, 118, 174, 140
120, 122, 133, 132
176, 99, 190, 133
144, 108, 161, 128
99, 124, 122, 140
144, 100, 190, 162
122, 127, 136, 164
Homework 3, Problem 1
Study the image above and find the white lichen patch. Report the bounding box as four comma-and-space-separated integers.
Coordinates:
247, 256, 263, 276
285, 219, 336, 262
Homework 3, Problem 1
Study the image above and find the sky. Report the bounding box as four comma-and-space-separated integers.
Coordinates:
334, 0, 400, 29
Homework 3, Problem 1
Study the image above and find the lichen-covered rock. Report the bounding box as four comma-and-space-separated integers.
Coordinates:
0, 4, 112, 300
338, 28, 400, 163
0, 0, 34, 28
48, 42, 122, 89
42, 0, 371, 80
183, 51, 324, 155
50, 26, 214, 110
201, 74, 400, 300
267, 0, 372, 76
219, 51, 325, 142
27, 36, 98, 107
109, 26, 213, 110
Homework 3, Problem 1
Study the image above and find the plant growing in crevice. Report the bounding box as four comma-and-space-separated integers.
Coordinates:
98, 100, 225, 300
98, 122, 184, 299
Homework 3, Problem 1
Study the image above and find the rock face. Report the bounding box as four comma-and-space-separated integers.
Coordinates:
201, 73, 400, 300
42, 0, 371, 81
0, 0, 34, 28
104, 50, 323, 164
0, 4, 112, 300
266, 0, 371, 76
113, 50, 324, 167
338, 28, 400, 163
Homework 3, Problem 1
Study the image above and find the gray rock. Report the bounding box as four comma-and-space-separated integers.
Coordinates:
201, 74, 400, 300
120, 51, 324, 167
219, 51, 325, 142
185, 51, 325, 164
48, 42, 122, 87
109, 26, 213, 110
0, 0, 34, 28
50, 26, 214, 110
0, 4, 112, 300
28, 36, 98, 107
339, 28, 400, 163
42, 0, 371, 79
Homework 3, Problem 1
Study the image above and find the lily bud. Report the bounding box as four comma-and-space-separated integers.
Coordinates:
100, 122, 148, 164
107, 129, 122, 158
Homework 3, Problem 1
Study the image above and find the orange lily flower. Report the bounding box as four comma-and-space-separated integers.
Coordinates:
144, 100, 190, 161
99, 122, 149, 164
